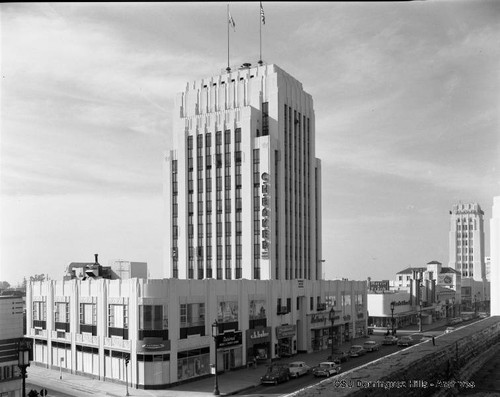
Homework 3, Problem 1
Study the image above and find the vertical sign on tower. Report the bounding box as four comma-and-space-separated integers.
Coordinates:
261, 172, 270, 259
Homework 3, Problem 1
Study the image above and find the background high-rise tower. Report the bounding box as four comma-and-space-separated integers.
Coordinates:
448, 202, 485, 281
163, 63, 322, 281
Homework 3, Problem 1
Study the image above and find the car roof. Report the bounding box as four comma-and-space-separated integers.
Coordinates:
319, 361, 336, 365
290, 361, 305, 365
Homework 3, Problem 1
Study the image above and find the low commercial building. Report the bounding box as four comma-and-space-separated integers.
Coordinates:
0, 295, 25, 397
26, 277, 366, 389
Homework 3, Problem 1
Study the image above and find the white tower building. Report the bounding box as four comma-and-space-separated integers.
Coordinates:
448, 202, 485, 281
163, 63, 322, 281
490, 197, 500, 315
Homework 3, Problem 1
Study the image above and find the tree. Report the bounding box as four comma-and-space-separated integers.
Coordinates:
0, 281, 11, 290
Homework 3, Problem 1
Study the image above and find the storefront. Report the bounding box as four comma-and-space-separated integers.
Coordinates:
275, 325, 296, 358
308, 312, 341, 351
342, 315, 352, 342
246, 327, 271, 362
216, 330, 243, 371
177, 347, 210, 381
355, 313, 367, 337
136, 339, 171, 388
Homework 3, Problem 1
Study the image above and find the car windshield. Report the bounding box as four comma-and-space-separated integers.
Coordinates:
290, 364, 300, 367
319, 363, 331, 368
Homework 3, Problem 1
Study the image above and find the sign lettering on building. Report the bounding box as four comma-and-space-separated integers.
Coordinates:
369, 280, 390, 292
261, 172, 270, 259
216, 331, 242, 348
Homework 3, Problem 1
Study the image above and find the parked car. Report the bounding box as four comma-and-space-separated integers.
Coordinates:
445, 327, 455, 334
349, 345, 367, 357
382, 335, 398, 345
397, 336, 414, 347
328, 350, 349, 363
261, 364, 291, 385
312, 362, 341, 377
288, 361, 310, 378
363, 340, 380, 352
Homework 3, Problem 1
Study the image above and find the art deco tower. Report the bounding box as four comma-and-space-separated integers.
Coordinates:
448, 202, 485, 281
163, 63, 322, 281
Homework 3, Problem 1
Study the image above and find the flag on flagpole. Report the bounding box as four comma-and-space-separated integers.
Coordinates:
229, 12, 236, 31
260, 2, 265, 25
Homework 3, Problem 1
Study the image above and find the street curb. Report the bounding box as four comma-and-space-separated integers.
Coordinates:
222, 383, 259, 396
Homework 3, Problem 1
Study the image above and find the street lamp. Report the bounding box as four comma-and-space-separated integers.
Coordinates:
17, 338, 31, 397
211, 320, 220, 396
419, 301, 423, 332
390, 302, 395, 335
329, 307, 335, 359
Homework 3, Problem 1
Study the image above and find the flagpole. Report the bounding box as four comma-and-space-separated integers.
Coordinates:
227, 3, 231, 72
259, 2, 264, 65
259, 9, 262, 65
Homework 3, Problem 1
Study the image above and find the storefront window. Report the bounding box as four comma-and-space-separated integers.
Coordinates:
177, 348, 210, 380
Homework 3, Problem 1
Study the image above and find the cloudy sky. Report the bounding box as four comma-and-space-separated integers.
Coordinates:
1, 1, 499, 285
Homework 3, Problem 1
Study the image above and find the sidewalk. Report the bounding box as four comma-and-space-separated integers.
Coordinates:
27, 320, 450, 397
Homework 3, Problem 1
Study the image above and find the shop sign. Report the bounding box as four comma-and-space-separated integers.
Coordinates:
393, 300, 410, 306
216, 331, 242, 348
276, 324, 296, 339
369, 280, 390, 292
249, 329, 270, 340
136, 339, 171, 353
310, 313, 340, 324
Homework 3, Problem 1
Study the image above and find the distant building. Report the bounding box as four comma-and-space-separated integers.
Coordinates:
448, 203, 485, 281
0, 295, 25, 397
63, 254, 148, 281
448, 203, 490, 311
490, 197, 500, 315
485, 256, 491, 282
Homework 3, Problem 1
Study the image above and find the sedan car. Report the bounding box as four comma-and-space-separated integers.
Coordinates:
397, 336, 414, 347
349, 345, 367, 357
288, 361, 310, 378
328, 351, 349, 363
312, 362, 341, 377
445, 327, 455, 334
363, 340, 380, 352
382, 335, 399, 345
261, 365, 290, 385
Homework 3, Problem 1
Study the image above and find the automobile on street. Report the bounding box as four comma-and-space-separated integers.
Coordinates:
288, 361, 310, 378
312, 362, 341, 377
363, 340, 380, 352
397, 336, 414, 347
261, 364, 291, 385
382, 335, 398, 345
328, 350, 349, 363
349, 345, 367, 357
445, 327, 455, 334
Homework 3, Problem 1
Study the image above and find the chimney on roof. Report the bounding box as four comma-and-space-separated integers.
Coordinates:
94, 254, 99, 264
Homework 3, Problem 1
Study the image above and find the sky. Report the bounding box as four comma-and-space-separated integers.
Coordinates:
1, 1, 499, 286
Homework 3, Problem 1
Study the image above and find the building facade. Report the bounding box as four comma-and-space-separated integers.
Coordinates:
491, 197, 500, 316
26, 278, 366, 389
0, 295, 25, 397
448, 203, 485, 281
163, 63, 322, 281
